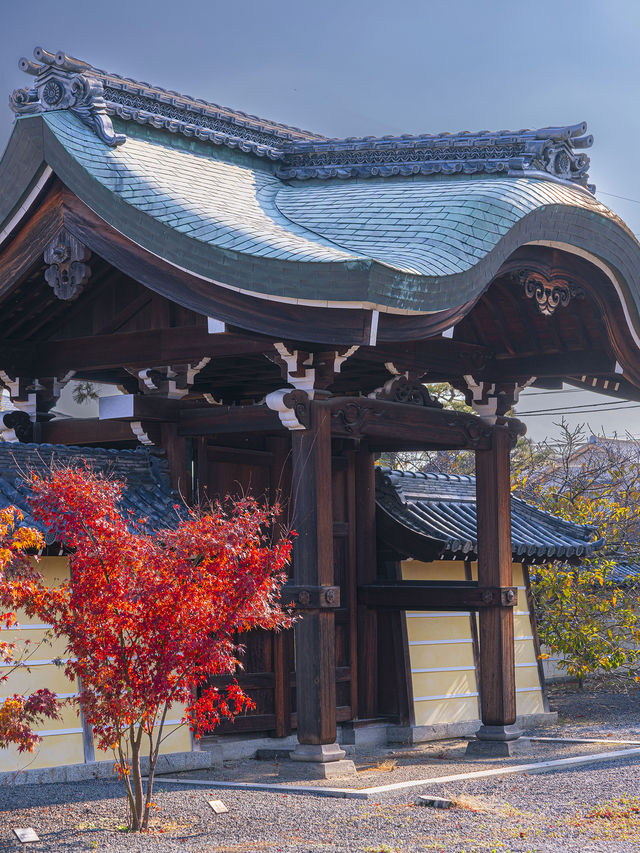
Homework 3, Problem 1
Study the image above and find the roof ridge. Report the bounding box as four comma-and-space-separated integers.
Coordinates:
8, 47, 594, 188
10, 47, 325, 157
380, 467, 474, 483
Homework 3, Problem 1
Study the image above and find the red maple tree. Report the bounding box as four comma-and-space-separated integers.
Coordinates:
19, 466, 293, 831
0, 507, 60, 753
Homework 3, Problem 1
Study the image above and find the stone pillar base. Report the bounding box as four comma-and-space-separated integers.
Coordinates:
297, 759, 358, 779
289, 742, 346, 763
289, 743, 357, 777
465, 724, 532, 757
466, 737, 532, 757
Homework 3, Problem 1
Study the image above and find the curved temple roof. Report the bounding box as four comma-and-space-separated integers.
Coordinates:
376, 468, 602, 562
2, 47, 640, 338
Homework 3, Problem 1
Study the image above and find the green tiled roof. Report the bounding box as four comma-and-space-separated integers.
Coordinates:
43, 110, 613, 279
1, 106, 639, 322
46, 112, 357, 265
276, 177, 604, 277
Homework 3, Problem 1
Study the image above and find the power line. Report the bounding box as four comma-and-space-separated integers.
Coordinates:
598, 191, 640, 206
516, 404, 640, 417
522, 389, 590, 397
516, 399, 635, 415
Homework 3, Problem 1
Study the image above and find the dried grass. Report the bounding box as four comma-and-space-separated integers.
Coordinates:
446, 793, 505, 814
358, 758, 398, 773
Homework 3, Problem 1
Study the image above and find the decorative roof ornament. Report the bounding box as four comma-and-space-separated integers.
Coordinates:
515, 270, 584, 317
370, 375, 443, 408
8, 47, 593, 189
276, 123, 593, 188
10, 47, 126, 146
43, 229, 91, 300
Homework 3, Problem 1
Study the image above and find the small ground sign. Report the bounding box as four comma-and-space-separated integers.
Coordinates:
12, 827, 40, 845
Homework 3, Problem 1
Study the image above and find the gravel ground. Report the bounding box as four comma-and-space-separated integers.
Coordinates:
2, 682, 640, 852
179, 738, 640, 791
542, 678, 640, 740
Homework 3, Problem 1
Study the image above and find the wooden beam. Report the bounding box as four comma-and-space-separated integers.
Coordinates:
39, 417, 137, 445
99, 394, 181, 423
177, 398, 525, 452
6, 326, 274, 375
359, 582, 518, 611
487, 349, 615, 379
322, 397, 515, 450
358, 339, 491, 376
179, 405, 284, 436
268, 434, 293, 738
375, 555, 414, 725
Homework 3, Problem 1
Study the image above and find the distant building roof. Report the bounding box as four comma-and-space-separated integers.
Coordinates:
0, 442, 181, 543
603, 563, 640, 586
376, 467, 602, 562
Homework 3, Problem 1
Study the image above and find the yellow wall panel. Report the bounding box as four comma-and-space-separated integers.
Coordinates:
409, 644, 475, 670
401, 559, 545, 728
406, 615, 473, 643
1, 554, 196, 772
402, 561, 467, 582
0, 733, 85, 772
28, 703, 82, 731
1, 664, 77, 698
513, 564, 525, 586
514, 614, 533, 633
516, 690, 544, 715
515, 665, 543, 690
414, 696, 479, 726
1, 633, 70, 662
93, 724, 192, 762
411, 669, 477, 699
12, 558, 69, 626
514, 640, 537, 665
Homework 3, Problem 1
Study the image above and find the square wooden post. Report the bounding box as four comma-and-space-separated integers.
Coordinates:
355, 447, 378, 719
289, 402, 354, 772
468, 424, 529, 755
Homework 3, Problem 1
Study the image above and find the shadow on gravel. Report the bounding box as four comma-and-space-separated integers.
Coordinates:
0, 779, 124, 812
548, 681, 640, 731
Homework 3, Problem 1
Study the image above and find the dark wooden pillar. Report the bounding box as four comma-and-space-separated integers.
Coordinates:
290, 401, 343, 759
355, 447, 378, 719
474, 424, 519, 742
267, 435, 293, 738
160, 422, 193, 503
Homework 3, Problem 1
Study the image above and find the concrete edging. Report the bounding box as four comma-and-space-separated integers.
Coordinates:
155, 745, 640, 800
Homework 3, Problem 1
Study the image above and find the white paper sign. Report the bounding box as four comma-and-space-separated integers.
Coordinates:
208, 799, 229, 814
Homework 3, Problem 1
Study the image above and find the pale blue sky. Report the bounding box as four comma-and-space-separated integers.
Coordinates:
1, 0, 639, 440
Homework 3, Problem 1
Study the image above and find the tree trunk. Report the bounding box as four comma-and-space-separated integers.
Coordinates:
130, 732, 144, 831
